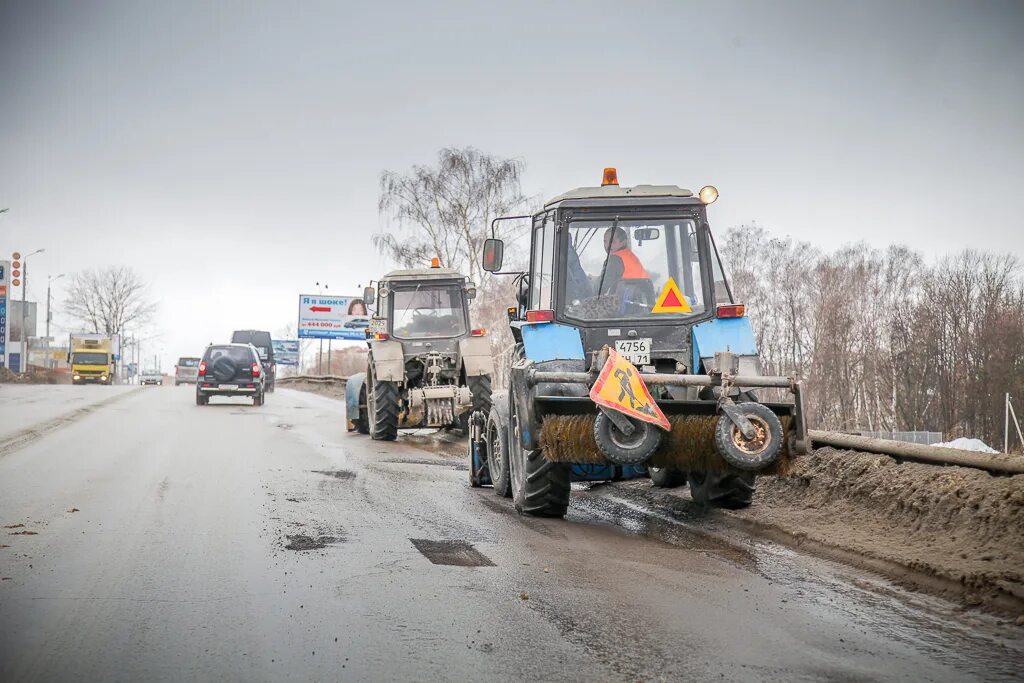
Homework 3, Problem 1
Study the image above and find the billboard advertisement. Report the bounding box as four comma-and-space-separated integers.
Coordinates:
297, 294, 368, 341
272, 339, 300, 366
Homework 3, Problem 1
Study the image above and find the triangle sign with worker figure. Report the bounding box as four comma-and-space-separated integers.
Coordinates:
651, 277, 692, 313
590, 349, 671, 431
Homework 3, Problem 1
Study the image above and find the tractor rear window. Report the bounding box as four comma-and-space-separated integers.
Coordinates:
391, 285, 468, 339
564, 219, 706, 321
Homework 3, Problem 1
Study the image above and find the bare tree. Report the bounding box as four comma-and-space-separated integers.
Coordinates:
376, 147, 528, 284
64, 266, 157, 336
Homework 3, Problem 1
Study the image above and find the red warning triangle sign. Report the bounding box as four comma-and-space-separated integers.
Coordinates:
651, 277, 692, 313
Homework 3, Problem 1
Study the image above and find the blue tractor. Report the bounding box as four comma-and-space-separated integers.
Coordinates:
468, 169, 808, 516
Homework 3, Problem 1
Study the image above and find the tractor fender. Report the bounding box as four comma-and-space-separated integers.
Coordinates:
368, 339, 405, 382
692, 317, 761, 375
459, 336, 493, 377
345, 372, 366, 430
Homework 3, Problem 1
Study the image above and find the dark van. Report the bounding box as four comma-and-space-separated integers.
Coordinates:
230, 330, 276, 392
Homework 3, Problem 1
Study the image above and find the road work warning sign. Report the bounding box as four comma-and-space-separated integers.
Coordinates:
651, 277, 692, 314
590, 348, 671, 430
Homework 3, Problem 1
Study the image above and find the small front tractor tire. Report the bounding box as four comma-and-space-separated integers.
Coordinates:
487, 404, 512, 498
593, 412, 663, 465
688, 471, 756, 509
353, 383, 370, 434
715, 402, 783, 471
369, 369, 399, 441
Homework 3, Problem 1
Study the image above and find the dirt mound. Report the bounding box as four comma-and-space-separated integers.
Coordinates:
0, 367, 68, 384
740, 448, 1024, 608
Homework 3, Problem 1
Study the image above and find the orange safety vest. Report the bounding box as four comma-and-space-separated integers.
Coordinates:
612, 248, 650, 279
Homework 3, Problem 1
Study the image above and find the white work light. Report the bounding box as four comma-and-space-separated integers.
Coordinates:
699, 185, 719, 205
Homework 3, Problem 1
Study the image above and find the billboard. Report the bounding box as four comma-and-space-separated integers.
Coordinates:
272, 339, 300, 366
297, 294, 368, 341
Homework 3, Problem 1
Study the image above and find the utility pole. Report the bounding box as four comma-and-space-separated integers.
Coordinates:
45, 273, 65, 369
20, 249, 45, 373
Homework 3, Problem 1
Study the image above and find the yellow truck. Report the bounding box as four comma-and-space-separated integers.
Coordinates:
69, 334, 115, 385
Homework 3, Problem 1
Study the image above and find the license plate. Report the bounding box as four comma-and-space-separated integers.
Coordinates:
219, 384, 238, 391
615, 338, 651, 365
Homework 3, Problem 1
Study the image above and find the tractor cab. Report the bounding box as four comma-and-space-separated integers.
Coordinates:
484, 169, 747, 379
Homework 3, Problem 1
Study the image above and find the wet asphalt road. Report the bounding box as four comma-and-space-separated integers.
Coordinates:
0, 385, 1020, 682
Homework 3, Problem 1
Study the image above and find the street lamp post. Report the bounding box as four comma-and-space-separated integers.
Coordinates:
46, 273, 65, 369
20, 249, 45, 374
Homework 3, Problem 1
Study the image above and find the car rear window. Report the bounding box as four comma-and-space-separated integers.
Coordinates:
178, 358, 200, 367
204, 346, 254, 364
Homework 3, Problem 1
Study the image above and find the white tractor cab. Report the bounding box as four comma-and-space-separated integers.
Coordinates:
345, 260, 493, 440
468, 169, 808, 517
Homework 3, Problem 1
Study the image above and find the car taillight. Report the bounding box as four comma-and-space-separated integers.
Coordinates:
717, 304, 746, 318
371, 332, 390, 340
526, 310, 555, 323
471, 329, 487, 337
198, 361, 206, 376
252, 362, 261, 377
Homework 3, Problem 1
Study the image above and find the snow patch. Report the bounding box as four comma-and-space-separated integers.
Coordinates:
933, 437, 998, 453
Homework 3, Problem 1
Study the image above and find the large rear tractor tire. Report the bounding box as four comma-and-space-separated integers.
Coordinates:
688, 471, 756, 509
368, 368, 399, 441
649, 466, 686, 488
509, 393, 569, 517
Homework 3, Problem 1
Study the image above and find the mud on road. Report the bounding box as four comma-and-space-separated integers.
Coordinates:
409, 426, 1024, 616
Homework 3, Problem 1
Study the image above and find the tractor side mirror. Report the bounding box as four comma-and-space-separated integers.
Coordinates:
362, 286, 375, 306
482, 238, 504, 272
465, 282, 477, 299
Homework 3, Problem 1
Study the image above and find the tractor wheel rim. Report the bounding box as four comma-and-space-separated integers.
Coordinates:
731, 415, 770, 455
488, 422, 502, 479
608, 419, 648, 450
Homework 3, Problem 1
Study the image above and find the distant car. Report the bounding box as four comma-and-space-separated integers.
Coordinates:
140, 370, 164, 386
344, 317, 369, 329
175, 357, 202, 385
196, 343, 266, 406
230, 330, 275, 392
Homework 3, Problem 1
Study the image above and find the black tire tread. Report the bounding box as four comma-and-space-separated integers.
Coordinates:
487, 401, 512, 498
370, 375, 399, 441
517, 449, 570, 517
689, 471, 756, 509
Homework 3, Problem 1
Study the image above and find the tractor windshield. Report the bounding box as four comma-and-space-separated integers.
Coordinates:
391, 284, 468, 339
563, 218, 707, 321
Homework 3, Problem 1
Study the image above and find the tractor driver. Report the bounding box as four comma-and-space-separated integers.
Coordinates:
599, 226, 650, 296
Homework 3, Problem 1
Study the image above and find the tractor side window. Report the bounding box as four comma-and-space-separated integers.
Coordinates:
709, 229, 735, 304
529, 215, 555, 310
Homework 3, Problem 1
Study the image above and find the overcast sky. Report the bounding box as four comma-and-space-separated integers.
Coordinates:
2, 0, 1022, 369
